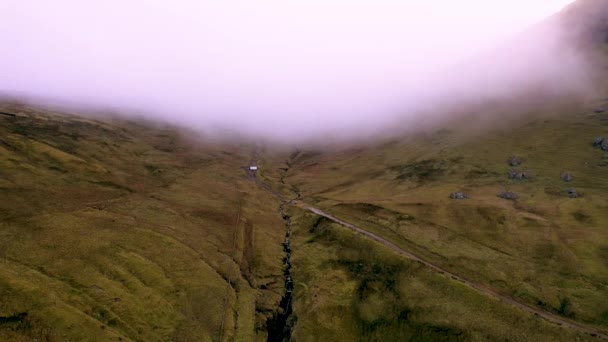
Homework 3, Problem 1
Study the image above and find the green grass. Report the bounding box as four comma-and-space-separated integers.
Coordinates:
0, 103, 286, 341
270, 99, 608, 336
2, 39, 608, 341
287, 209, 595, 341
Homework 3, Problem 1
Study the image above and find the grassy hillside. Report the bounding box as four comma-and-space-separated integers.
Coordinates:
265, 94, 608, 339
3, 101, 605, 342
1, 2, 607, 340
2, 87, 608, 341
285, 208, 597, 341
0, 103, 286, 341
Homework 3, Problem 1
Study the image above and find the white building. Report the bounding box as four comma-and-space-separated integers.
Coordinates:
249, 166, 258, 171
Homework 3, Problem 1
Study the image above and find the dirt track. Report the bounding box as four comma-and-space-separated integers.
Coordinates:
295, 202, 608, 340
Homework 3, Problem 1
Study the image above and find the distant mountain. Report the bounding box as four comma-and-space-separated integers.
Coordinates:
557, 0, 608, 44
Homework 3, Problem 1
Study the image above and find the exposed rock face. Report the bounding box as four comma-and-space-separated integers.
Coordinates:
508, 156, 522, 167
561, 173, 574, 182
449, 192, 467, 199
593, 137, 604, 147
267, 205, 295, 341
566, 188, 579, 198
592, 137, 608, 151
509, 170, 530, 180
498, 191, 518, 200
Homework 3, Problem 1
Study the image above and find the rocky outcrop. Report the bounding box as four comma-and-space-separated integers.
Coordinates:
592, 137, 608, 151
560, 173, 574, 182
449, 192, 467, 199
509, 170, 531, 180
498, 191, 518, 200
566, 188, 579, 198
266, 205, 295, 342
508, 156, 522, 167
593, 137, 604, 147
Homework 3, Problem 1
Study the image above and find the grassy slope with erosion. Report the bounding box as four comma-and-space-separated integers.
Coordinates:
0, 102, 285, 341
272, 87, 608, 339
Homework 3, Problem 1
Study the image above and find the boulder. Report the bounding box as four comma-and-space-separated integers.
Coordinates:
449, 192, 467, 199
508, 156, 522, 166
602, 139, 608, 151
593, 137, 604, 147
566, 188, 579, 198
509, 169, 530, 180
498, 191, 518, 200
560, 173, 574, 182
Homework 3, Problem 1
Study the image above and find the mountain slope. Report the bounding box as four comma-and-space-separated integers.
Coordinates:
2, 1, 608, 341
253, 3, 608, 338
260, 72, 608, 342
0, 103, 286, 341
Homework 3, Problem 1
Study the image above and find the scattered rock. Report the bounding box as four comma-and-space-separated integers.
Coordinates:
509, 169, 530, 180
498, 191, 518, 200
560, 173, 574, 182
508, 156, 522, 166
449, 192, 467, 199
566, 188, 579, 198
593, 137, 604, 147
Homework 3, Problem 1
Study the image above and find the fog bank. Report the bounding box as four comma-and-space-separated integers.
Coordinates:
1, 0, 596, 142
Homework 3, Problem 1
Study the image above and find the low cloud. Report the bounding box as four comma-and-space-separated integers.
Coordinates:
1, 0, 597, 142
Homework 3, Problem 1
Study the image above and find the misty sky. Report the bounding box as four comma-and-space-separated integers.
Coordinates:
0, 1, 586, 141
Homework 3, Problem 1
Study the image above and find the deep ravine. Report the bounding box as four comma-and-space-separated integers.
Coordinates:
265, 204, 295, 342
265, 161, 298, 342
